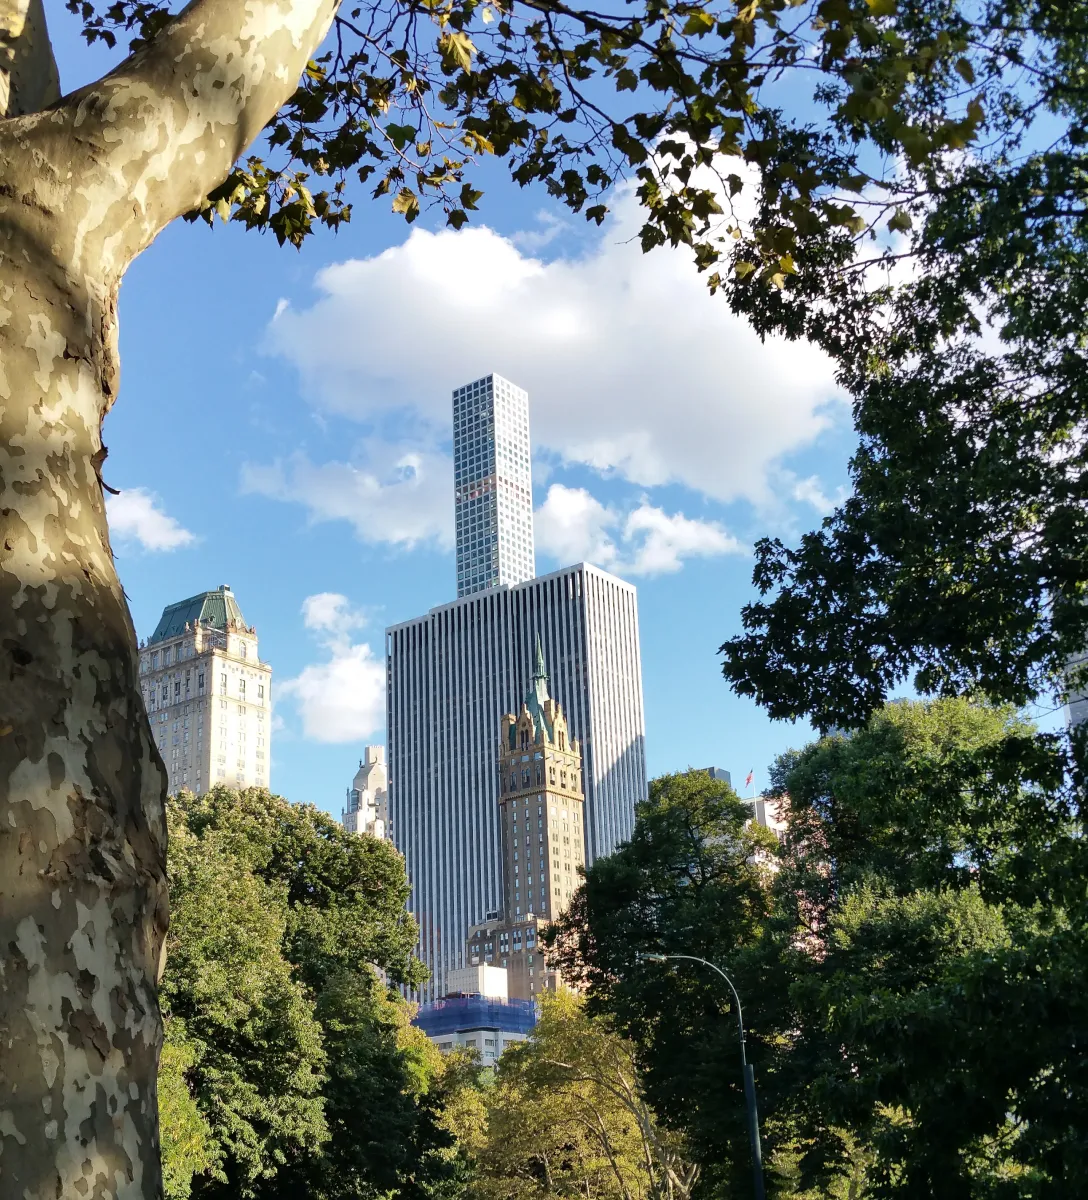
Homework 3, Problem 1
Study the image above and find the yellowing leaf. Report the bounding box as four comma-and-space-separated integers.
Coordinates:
682, 10, 715, 36
866, 0, 896, 15
888, 209, 912, 234
439, 30, 476, 72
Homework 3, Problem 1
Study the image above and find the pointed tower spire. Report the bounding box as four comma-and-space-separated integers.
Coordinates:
524, 634, 552, 739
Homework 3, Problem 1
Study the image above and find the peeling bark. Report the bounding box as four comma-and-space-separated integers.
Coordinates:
0, 1, 337, 1194
0, 0, 59, 118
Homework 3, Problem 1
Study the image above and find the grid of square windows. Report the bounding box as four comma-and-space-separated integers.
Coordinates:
453, 373, 535, 597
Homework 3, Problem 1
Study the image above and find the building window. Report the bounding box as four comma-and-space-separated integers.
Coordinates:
220, 674, 227, 694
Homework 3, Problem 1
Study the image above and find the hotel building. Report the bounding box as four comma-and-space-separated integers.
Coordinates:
139, 585, 271, 796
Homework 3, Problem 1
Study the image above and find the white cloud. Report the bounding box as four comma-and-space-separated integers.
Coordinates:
278, 643, 385, 744
240, 442, 453, 550
107, 489, 196, 551
301, 592, 368, 638
534, 483, 743, 577
278, 593, 385, 743
791, 475, 848, 515
266, 181, 842, 508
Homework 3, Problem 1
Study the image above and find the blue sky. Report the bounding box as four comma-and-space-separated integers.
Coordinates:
53, 8, 859, 816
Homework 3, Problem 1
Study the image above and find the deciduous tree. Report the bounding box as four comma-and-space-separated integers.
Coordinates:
471, 991, 694, 1200
550, 704, 1087, 1196
2, 1, 1073, 1193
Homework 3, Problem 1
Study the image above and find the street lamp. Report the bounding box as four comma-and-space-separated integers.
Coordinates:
636, 952, 766, 1200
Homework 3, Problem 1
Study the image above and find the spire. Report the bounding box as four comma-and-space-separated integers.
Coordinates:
533, 633, 547, 683
524, 634, 552, 740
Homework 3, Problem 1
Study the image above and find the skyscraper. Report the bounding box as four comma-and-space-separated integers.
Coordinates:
139, 585, 272, 795
454, 373, 535, 597
386, 563, 646, 1000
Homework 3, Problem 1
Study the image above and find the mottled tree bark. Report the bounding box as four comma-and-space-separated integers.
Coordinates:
0, 0, 336, 1194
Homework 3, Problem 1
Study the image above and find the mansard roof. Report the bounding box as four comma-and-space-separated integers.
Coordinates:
149, 584, 249, 645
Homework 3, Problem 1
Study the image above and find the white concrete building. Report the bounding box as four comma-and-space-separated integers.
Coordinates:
446, 963, 509, 999
454, 373, 535, 597
386, 563, 647, 1001
139, 585, 271, 796
342, 745, 389, 838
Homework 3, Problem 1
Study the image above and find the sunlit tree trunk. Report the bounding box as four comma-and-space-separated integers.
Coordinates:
0, 0, 335, 1193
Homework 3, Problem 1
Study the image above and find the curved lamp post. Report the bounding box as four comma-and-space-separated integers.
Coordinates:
636, 952, 766, 1200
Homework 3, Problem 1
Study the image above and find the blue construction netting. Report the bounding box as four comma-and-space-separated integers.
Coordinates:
413, 995, 538, 1037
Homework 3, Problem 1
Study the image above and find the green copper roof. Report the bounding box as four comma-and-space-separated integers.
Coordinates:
523, 634, 553, 742
148, 585, 248, 644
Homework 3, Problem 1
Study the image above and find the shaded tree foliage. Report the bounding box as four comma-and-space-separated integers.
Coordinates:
549, 710, 1087, 1197
161, 787, 463, 1200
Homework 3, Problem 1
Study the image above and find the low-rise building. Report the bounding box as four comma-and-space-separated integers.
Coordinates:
413, 994, 536, 1061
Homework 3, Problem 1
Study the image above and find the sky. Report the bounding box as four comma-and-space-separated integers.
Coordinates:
52, 8, 859, 816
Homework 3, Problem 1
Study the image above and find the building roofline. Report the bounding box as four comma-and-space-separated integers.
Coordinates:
385, 562, 636, 634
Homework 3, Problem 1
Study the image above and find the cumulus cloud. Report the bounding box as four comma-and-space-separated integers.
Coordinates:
534, 483, 743, 577
107, 489, 196, 551
240, 442, 453, 550
278, 593, 385, 743
301, 592, 368, 638
265, 182, 841, 508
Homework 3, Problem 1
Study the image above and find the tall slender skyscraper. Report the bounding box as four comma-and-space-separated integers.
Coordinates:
387, 564, 646, 1001
454, 374, 535, 597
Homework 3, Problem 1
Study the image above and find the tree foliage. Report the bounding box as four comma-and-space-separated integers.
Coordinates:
548, 711, 1088, 1197
160, 787, 463, 1200
716, 1, 1088, 730
466, 991, 696, 1200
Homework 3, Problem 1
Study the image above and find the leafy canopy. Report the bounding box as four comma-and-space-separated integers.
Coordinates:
467, 990, 696, 1200
69, 0, 999, 290
160, 787, 462, 1200
549, 706, 1088, 1197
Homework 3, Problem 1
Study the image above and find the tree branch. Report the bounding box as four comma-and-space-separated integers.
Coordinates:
11, 0, 338, 280
0, 0, 59, 116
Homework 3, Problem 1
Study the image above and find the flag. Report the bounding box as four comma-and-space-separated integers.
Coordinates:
744, 769, 754, 789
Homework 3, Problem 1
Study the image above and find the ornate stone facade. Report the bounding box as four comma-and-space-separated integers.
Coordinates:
342, 745, 389, 838
465, 638, 586, 1001
139, 584, 271, 795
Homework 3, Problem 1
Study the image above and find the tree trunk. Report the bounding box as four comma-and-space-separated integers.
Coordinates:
0, 0, 336, 1194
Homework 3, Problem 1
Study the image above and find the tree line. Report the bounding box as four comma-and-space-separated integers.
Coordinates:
167, 682, 1083, 1200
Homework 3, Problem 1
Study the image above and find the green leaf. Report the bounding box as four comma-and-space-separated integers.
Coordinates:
385, 123, 417, 151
